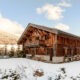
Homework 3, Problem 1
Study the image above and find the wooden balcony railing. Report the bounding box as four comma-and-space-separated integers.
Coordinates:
39, 40, 46, 46
25, 41, 39, 47
25, 40, 53, 47
39, 40, 52, 46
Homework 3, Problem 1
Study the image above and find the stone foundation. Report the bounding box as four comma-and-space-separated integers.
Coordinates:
35, 55, 50, 61
26, 54, 64, 63
52, 57, 64, 63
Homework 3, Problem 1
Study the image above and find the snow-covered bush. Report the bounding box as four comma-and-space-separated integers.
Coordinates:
1, 70, 20, 80
0, 65, 27, 80
54, 68, 66, 80
16, 51, 25, 57
33, 69, 44, 77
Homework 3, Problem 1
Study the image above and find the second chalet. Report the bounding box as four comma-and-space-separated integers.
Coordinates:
18, 23, 80, 63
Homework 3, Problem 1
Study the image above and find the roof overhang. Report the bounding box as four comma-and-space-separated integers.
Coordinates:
17, 23, 80, 44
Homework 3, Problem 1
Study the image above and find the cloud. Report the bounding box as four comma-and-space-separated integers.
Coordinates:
36, 4, 64, 20
0, 16, 24, 37
0, 13, 2, 18
58, 1, 71, 7
55, 23, 70, 31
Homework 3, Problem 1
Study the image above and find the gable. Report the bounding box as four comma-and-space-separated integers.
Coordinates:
17, 23, 58, 44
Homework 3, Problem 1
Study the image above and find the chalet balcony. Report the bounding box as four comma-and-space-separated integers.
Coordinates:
25, 40, 46, 47
25, 40, 52, 47
25, 41, 39, 47
39, 40, 47, 46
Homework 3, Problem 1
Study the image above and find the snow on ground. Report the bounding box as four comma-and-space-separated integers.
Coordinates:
0, 58, 80, 80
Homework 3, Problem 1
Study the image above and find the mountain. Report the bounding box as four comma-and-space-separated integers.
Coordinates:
0, 30, 18, 44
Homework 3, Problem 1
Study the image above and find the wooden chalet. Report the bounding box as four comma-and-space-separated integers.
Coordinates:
18, 23, 80, 63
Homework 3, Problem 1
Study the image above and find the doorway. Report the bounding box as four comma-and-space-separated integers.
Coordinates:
47, 48, 53, 61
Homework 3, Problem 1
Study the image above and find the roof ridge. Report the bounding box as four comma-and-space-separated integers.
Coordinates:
18, 23, 80, 44
29, 23, 80, 38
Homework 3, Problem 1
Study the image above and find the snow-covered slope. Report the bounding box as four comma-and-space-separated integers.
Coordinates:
0, 30, 18, 44
0, 58, 80, 80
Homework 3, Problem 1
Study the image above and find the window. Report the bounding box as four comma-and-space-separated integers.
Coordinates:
36, 37, 39, 40
45, 35, 49, 40
42, 36, 45, 40
29, 38, 32, 42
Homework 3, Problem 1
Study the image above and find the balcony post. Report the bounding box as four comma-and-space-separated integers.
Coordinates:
35, 48, 37, 55
71, 48, 74, 56
71, 48, 74, 60
79, 47, 80, 55
53, 34, 57, 56
64, 47, 68, 56
63, 47, 68, 62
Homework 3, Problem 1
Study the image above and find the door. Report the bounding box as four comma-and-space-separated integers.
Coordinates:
47, 48, 53, 61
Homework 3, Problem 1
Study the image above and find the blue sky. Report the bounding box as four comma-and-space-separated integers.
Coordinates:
0, 0, 80, 36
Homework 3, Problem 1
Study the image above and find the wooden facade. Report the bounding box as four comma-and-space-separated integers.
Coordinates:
18, 23, 80, 63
